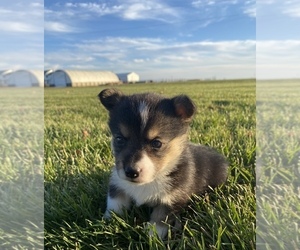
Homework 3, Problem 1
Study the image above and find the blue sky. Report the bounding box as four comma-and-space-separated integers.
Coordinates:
1, 0, 300, 79
0, 1, 44, 70
44, 0, 256, 80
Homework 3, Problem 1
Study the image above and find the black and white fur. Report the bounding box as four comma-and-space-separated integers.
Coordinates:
99, 88, 228, 238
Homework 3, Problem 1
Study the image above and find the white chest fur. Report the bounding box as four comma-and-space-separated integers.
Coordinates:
110, 169, 174, 206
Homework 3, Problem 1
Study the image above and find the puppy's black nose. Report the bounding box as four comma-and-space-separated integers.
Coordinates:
124, 167, 139, 179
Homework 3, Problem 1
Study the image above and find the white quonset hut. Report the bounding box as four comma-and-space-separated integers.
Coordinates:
0, 70, 43, 87
117, 72, 139, 83
0, 70, 13, 86
46, 70, 120, 87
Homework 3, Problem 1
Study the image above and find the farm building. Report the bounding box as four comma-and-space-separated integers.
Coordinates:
117, 72, 139, 83
0, 70, 43, 87
46, 70, 120, 87
0, 70, 13, 86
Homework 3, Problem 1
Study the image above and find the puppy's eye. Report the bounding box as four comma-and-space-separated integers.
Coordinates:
115, 136, 126, 146
151, 139, 162, 149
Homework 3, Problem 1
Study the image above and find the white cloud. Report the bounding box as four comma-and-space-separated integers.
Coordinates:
64, 2, 120, 15
120, 0, 179, 21
0, 3, 43, 33
31, 2, 43, 8
257, 40, 300, 79
0, 1, 43, 69
0, 8, 12, 14
283, 6, 300, 18
244, 0, 256, 18
189, 0, 256, 30
244, 7, 256, 17
44, 21, 77, 33
256, 0, 274, 4
45, 0, 255, 35
192, 0, 216, 8
44, 50, 98, 70
0, 48, 43, 70
0, 21, 41, 33
133, 58, 145, 63
46, 0, 181, 27
45, 37, 255, 80
257, 0, 300, 18
283, 0, 300, 13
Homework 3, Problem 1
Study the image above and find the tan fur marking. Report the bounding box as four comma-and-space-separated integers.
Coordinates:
119, 124, 130, 138
152, 134, 188, 173
147, 127, 160, 140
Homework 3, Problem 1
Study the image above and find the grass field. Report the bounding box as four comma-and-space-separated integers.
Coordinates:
0, 88, 44, 249
44, 79, 256, 249
256, 80, 300, 249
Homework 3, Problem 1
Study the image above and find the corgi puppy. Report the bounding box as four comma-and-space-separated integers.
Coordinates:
99, 88, 228, 238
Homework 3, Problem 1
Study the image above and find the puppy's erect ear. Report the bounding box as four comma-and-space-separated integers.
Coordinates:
172, 95, 196, 122
98, 88, 123, 111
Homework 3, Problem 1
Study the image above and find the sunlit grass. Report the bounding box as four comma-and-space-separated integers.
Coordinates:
0, 88, 44, 249
44, 80, 256, 249
256, 80, 300, 249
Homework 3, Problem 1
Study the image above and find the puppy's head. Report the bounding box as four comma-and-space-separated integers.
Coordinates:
99, 88, 196, 184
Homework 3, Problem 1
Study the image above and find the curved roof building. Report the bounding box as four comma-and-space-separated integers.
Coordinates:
1, 70, 43, 87
46, 70, 120, 87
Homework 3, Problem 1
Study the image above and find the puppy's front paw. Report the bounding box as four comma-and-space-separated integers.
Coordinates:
146, 221, 169, 239
103, 210, 112, 220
